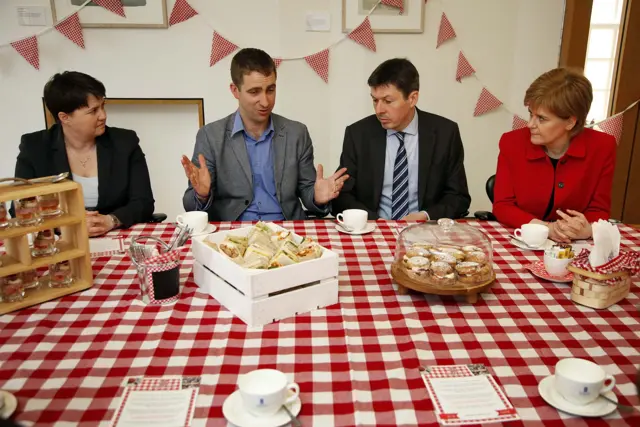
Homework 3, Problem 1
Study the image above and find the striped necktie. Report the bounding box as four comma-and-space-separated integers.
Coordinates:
391, 132, 409, 220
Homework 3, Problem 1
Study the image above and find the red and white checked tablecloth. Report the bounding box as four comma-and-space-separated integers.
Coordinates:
1, 220, 639, 426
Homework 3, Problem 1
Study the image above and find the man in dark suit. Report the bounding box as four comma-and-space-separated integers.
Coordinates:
332, 58, 470, 221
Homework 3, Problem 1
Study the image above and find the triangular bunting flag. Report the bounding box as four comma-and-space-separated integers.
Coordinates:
210, 32, 238, 67
512, 115, 528, 130
348, 17, 376, 52
455, 51, 474, 82
474, 88, 503, 116
54, 13, 85, 49
92, 0, 126, 17
437, 13, 456, 48
274, 58, 283, 68
11, 36, 39, 70
595, 114, 623, 144
169, 0, 198, 26
381, 0, 404, 13
305, 49, 330, 83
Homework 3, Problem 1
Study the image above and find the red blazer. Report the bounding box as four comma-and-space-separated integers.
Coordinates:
493, 127, 616, 229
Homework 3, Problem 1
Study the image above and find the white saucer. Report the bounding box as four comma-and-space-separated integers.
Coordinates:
335, 223, 376, 235
190, 224, 217, 237
510, 238, 553, 252
222, 390, 301, 427
0, 390, 18, 419
538, 375, 618, 417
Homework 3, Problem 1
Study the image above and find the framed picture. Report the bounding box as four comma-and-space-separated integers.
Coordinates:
50, 0, 168, 29
342, 0, 425, 33
43, 98, 205, 128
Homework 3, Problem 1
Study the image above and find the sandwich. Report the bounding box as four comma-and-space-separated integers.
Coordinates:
269, 248, 300, 268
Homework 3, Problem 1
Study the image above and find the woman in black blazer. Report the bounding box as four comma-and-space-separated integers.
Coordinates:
14, 71, 154, 236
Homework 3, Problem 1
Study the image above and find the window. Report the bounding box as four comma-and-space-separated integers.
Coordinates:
584, 0, 626, 122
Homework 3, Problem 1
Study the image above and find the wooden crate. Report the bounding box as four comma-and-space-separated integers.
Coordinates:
0, 179, 93, 315
567, 265, 630, 309
191, 225, 339, 327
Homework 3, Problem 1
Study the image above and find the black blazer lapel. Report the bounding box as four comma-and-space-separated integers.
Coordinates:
417, 111, 436, 206
96, 131, 112, 210
50, 125, 71, 175
371, 126, 387, 210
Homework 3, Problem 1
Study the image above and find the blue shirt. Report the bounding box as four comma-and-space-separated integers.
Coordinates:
194, 113, 285, 220
378, 109, 420, 219
233, 113, 284, 221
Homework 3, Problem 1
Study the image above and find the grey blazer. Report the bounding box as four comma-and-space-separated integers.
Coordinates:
182, 113, 326, 221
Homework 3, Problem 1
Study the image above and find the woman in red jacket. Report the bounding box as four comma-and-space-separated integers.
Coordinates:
493, 68, 616, 242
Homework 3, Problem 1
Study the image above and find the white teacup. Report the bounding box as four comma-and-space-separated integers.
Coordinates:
238, 369, 300, 417
514, 223, 549, 248
544, 253, 572, 277
176, 211, 208, 234
336, 209, 368, 231
554, 358, 615, 405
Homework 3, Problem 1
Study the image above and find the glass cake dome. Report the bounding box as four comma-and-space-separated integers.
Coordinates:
391, 218, 495, 290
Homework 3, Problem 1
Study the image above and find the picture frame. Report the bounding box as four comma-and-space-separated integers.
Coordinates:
342, 0, 425, 33
43, 98, 205, 128
50, 0, 168, 29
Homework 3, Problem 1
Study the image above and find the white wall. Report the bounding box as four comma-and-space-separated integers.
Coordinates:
0, 0, 565, 217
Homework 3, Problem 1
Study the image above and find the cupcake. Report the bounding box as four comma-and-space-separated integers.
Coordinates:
430, 251, 458, 266
429, 261, 455, 286
465, 251, 487, 264
437, 247, 466, 261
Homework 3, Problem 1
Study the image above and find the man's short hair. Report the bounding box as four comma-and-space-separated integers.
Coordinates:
367, 58, 419, 99
230, 48, 277, 88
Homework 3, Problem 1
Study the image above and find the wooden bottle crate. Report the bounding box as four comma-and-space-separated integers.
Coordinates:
0, 179, 93, 315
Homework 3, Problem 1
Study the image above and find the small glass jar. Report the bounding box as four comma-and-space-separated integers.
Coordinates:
15, 196, 42, 226
37, 193, 63, 218
49, 260, 73, 288
32, 229, 57, 257
21, 269, 40, 290
2, 274, 25, 302
0, 203, 9, 229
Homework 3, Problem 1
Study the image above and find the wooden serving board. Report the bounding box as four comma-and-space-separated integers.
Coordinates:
390, 263, 495, 304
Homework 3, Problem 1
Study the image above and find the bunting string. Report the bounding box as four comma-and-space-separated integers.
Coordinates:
0, 0, 93, 48
0, 0, 637, 140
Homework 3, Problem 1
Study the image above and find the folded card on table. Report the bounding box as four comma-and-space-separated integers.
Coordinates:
110, 376, 200, 427
421, 364, 519, 425
90, 237, 125, 258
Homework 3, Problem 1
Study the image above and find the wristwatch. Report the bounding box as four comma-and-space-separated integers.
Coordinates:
108, 214, 122, 229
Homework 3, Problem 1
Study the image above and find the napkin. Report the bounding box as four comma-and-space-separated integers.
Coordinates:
588, 220, 620, 267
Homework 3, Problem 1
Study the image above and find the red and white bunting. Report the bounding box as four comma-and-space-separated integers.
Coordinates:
512, 115, 528, 130
209, 32, 238, 67
55, 13, 84, 49
595, 114, 624, 144
305, 49, 330, 83
169, 0, 198, 26
274, 58, 283, 68
11, 36, 39, 70
92, 0, 126, 17
348, 17, 376, 52
437, 13, 456, 48
474, 88, 502, 116
455, 51, 474, 82
381, 0, 404, 13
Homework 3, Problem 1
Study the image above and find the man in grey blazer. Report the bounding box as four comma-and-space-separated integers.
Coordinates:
181, 48, 348, 221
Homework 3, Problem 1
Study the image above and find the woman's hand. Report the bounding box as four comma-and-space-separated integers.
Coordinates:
547, 221, 571, 243
555, 209, 592, 240
86, 211, 115, 237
